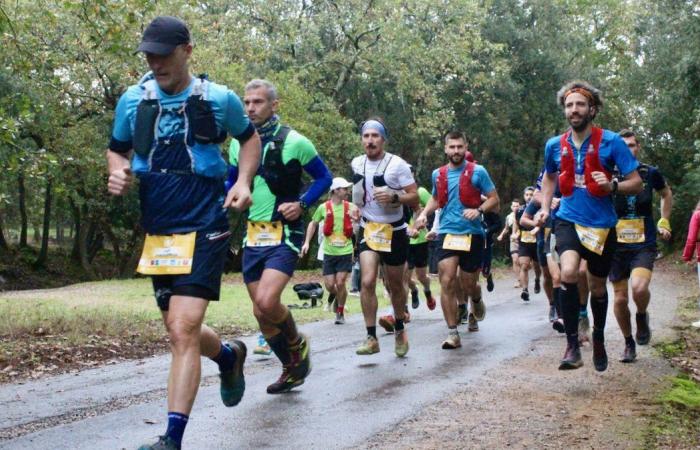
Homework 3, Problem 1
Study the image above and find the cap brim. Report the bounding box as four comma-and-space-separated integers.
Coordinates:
134, 41, 177, 56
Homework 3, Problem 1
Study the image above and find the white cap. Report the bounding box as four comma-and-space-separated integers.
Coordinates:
330, 177, 352, 192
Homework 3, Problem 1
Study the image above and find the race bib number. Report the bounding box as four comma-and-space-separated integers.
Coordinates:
329, 233, 349, 247
574, 224, 610, 256
520, 230, 537, 244
364, 222, 393, 252
137, 232, 196, 275
443, 233, 472, 252
616, 218, 645, 244
247, 221, 283, 247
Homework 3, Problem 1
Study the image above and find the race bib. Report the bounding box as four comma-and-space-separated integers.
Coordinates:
329, 233, 349, 247
616, 218, 645, 244
574, 224, 610, 256
137, 232, 196, 275
247, 221, 283, 247
520, 230, 537, 244
443, 233, 472, 252
364, 222, 393, 252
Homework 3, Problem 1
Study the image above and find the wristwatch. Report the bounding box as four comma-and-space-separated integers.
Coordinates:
611, 178, 619, 193
392, 193, 400, 204
299, 199, 309, 210
477, 206, 484, 213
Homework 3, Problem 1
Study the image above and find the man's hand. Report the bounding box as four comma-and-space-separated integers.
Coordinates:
373, 188, 394, 206
551, 197, 561, 210
277, 202, 303, 221
462, 208, 480, 221
107, 168, 133, 196
407, 227, 418, 238
414, 214, 428, 230
300, 241, 310, 257
497, 234, 504, 242
426, 230, 437, 241
224, 181, 252, 210
659, 228, 671, 241
534, 209, 549, 227
591, 171, 613, 193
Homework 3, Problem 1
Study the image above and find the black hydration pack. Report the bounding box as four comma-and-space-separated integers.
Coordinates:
262, 126, 303, 198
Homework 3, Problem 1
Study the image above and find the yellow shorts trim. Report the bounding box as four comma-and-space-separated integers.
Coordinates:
631, 267, 652, 280
612, 279, 628, 290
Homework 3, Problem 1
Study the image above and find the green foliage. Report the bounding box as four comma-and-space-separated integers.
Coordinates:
662, 375, 700, 410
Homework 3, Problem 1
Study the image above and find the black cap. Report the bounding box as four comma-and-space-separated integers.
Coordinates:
136, 16, 190, 55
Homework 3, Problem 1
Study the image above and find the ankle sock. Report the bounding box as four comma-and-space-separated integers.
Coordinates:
625, 335, 635, 346
590, 292, 609, 336
165, 412, 188, 448
211, 342, 236, 373
395, 319, 405, 331
561, 282, 580, 337
367, 326, 377, 339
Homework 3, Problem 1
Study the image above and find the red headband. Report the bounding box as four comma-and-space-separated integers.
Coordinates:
564, 87, 595, 104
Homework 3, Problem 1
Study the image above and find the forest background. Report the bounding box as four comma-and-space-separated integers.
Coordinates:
0, 0, 698, 288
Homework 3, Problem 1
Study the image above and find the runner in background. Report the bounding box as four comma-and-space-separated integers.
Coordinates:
497, 199, 522, 288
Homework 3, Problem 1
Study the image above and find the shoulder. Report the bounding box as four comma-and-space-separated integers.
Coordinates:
389, 154, 411, 170
285, 129, 314, 147
206, 81, 241, 104
116, 84, 142, 109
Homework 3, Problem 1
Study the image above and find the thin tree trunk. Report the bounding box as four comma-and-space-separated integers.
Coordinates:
79, 217, 97, 279
0, 210, 8, 251
35, 178, 52, 267
69, 197, 81, 261
18, 172, 27, 248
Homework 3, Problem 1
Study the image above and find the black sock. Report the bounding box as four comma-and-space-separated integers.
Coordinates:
276, 311, 299, 344
553, 287, 562, 316
328, 293, 336, 304
424, 289, 432, 296
266, 333, 292, 365
636, 311, 648, 320
458, 304, 467, 316
590, 292, 608, 342
367, 326, 377, 339
395, 319, 405, 331
561, 282, 580, 340
625, 335, 635, 346
472, 296, 481, 303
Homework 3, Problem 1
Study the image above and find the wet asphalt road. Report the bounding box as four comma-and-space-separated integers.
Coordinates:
0, 280, 578, 449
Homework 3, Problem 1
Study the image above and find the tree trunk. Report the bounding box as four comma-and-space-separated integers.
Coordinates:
69, 197, 81, 261
78, 217, 97, 279
18, 172, 28, 248
119, 226, 143, 278
0, 210, 8, 251
34, 179, 52, 268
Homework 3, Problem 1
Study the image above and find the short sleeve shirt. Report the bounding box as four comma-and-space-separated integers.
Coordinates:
410, 187, 432, 244
430, 163, 496, 236
311, 201, 356, 256
544, 129, 639, 228
617, 164, 667, 249
351, 153, 415, 225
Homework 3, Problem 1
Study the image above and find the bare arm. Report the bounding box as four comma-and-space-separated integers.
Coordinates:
106, 149, 133, 196
300, 220, 319, 257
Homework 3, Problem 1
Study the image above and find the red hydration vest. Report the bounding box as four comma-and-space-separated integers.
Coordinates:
436, 162, 482, 208
559, 127, 611, 197
323, 200, 353, 238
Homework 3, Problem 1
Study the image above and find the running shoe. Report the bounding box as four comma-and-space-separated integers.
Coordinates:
548, 305, 557, 323
635, 312, 651, 345
426, 294, 437, 311
266, 365, 304, 394
219, 340, 247, 407
356, 335, 380, 355
592, 339, 608, 372
253, 334, 272, 355
378, 315, 396, 333
288, 334, 311, 382
468, 313, 479, 332
558, 344, 583, 370
534, 277, 541, 294
552, 319, 565, 334
411, 289, 420, 309
442, 332, 461, 349
521, 289, 530, 302
472, 298, 486, 321
395, 329, 409, 357
138, 436, 179, 450
334, 312, 345, 325
619, 342, 637, 363
578, 315, 591, 344
486, 274, 494, 292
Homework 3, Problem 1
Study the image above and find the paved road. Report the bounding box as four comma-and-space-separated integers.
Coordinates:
0, 273, 677, 449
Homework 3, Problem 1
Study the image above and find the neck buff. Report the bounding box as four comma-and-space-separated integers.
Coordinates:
256, 114, 280, 147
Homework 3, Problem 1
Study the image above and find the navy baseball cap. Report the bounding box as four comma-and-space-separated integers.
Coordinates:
136, 16, 191, 55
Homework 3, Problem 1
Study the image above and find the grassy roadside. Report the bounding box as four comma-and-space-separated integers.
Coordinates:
0, 272, 404, 383
644, 294, 700, 448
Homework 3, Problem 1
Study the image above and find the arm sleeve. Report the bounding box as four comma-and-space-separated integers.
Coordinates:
682, 211, 700, 261
300, 156, 333, 206
108, 92, 134, 153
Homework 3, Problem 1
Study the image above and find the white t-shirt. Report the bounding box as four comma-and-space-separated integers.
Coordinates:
351, 152, 415, 225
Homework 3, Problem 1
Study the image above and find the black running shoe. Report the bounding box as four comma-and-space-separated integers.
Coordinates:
138, 436, 179, 450
521, 289, 530, 302
219, 340, 247, 407
534, 278, 541, 294
266, 365, 304, 394
411, 289, 420, 309
486, 274, 494, 292
619, 342, 637, 363
592, 339, 608, 372
552, 319, 565, 334
558, 344, 583, 370
635, 312, 651, 345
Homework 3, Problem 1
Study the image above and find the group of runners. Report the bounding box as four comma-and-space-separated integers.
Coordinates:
106, 17, 679, 450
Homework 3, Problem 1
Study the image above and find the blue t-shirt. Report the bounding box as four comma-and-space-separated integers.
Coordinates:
431, 163, 496, 236
109, 76, 253, 234
544, 129, 638, 228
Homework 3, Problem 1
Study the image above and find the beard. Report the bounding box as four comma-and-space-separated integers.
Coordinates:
567, 112, 592, 132
449, 153, 465, 165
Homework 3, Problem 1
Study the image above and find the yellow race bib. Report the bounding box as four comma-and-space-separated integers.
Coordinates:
616, 218, 645, 244
363, 222, 393, 252
520, 230, 537, 244
137, 232, 196, 275
329, 233, 349, 247
574, 224, 610, 256
247, 221, 283, 247
443, 233, 472, 252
